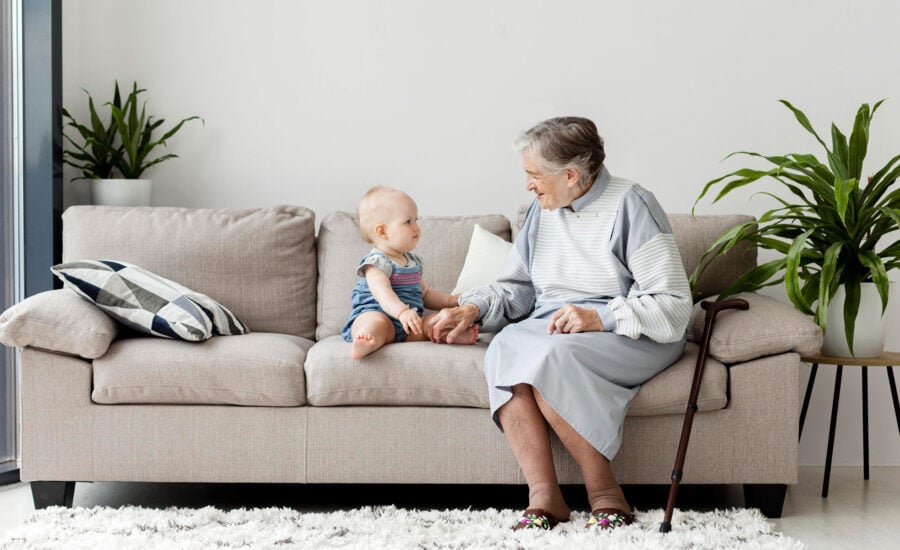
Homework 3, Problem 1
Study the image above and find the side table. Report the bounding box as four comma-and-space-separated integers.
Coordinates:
799, 352, 900, 497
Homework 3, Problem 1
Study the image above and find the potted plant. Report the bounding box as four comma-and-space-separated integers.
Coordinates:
692, 100, 900, 357
63, 81, 201, 206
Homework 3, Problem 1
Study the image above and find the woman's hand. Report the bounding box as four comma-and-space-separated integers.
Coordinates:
398, 308, 423, 335
429, 303, 480, 343
547, 304, 603, 334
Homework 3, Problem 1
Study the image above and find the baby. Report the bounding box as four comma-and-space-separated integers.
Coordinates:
342, 186, 479, 359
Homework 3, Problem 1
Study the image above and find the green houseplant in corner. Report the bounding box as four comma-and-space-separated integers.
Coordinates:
692, 100, 900, 357
63, 81, 201, 206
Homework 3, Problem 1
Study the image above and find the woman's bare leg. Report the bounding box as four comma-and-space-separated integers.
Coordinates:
532, 387, 630, 513
497, 384, 570, 521
349, 312, 395, 359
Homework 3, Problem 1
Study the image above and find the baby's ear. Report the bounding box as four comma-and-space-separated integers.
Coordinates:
374, 223, 388, 239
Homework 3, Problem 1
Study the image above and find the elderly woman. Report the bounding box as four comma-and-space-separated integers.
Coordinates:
430, 117, 692, 531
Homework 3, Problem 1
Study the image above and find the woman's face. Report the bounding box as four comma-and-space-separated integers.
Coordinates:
522, 149, 581, 210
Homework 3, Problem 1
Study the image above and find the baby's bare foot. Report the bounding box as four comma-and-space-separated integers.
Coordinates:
450, 324, 479, 345
351, 333, 380, 359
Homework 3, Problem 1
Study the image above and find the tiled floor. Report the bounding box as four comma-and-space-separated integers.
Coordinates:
1, 466, 898, 547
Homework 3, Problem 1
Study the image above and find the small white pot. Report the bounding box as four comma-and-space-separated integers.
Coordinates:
90, 179, 152, 206
821, 282, 893, 358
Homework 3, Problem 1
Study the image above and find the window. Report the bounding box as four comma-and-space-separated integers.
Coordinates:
0, 0, 23, 475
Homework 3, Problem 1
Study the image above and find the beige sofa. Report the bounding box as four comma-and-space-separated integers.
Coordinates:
0, 205, 822, 517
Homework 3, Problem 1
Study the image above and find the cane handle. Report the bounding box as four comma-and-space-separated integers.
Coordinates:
701, 297, 749, 320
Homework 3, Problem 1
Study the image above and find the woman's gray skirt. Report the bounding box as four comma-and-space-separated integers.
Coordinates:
484, 316, 685, 459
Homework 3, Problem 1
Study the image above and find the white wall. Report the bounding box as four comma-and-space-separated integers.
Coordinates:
62, 0, 900, 465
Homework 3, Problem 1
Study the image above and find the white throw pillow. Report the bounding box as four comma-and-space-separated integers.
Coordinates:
52, 260, 249, 342
452, 224, 514, 294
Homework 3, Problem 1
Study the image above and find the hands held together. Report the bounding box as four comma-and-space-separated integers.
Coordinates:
428, 303, 480, 343
426, 302, 604, 342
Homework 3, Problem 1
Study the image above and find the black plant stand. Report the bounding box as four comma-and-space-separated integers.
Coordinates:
799, 352, 900, 498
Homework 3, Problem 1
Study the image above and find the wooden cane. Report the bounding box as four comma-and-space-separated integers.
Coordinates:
659, 297, 749, 533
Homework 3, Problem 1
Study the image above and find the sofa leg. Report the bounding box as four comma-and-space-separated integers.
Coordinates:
743, 483, 786, 518
30, 481, 75, 509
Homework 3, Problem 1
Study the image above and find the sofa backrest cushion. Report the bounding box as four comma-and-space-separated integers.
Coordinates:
316, 211, 512, 340
62, 205, 317, 338
668, 214, 757, 300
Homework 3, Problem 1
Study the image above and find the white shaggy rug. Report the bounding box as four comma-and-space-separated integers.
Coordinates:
0, 505, 806, 549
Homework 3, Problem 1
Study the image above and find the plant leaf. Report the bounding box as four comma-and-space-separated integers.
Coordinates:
784, 229, 815, 315
842, 277, 861, 355
716, 258, 787, 300
779, 100, 829, 151
848, 103, 871, 179
816, 241, 845, 330
831, 123, 849, 169
858, 251, 890, 313
833, 178, 857, 227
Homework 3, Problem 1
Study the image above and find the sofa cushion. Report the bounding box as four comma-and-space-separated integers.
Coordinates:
62, 205, 317, 339
305, 336, 727, 414
667, 214, 757, 300
92, 332, 313, 406
628, 341, 727, 416
452, 224, 514, 295
305, 335, 491, 407
687, 292, 823, 363
0, 289, 118, 359
52, 260, 248, 341
316, 211, 512, 340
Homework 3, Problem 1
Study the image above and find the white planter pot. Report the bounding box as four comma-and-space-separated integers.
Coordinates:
90, 179, 152, 206
821, 282, 893, 358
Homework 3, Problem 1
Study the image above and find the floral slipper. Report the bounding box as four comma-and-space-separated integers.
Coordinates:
585, 508, 635, 530
512, 508, 563, 531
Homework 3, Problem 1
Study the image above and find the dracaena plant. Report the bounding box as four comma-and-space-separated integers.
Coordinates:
109, 82, 202, 179
62, 81, 202, 180
692, 100, 900, 355
62, 84, 123, 179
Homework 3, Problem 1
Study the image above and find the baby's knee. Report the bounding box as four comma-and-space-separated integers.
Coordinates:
352, 311, 395, 337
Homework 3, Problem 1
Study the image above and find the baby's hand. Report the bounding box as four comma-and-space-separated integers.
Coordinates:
398, 308, 423, 335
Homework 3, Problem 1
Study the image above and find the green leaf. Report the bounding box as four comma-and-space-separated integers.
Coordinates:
693, 164, 761, 213
159, 116, 203, 142
842, 278, 862, 355
882, 207, 900, 231
833, 178, 857, 227
716, 258, 787, 300
831, 123, 849, 168
816, 241, 845, 330
858, 251, 890, 313
848, 103, 871, 179
779, 100, 829, 151
784, 230, 815, 315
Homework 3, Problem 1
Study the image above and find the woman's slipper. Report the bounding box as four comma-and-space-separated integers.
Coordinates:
585, 508, 635, 530
512, 508, 564, 531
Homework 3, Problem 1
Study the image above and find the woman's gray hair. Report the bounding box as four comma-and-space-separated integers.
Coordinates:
514, 117, 606, 187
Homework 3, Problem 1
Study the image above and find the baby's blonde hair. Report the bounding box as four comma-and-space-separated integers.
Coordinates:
356, 186, 408, 243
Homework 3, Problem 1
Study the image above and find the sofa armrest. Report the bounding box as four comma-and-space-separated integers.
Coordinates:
687, 292, 822, 363
0, 289, 118, 359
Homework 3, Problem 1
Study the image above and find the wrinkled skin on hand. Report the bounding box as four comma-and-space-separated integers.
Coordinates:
429, 303, 480, 343
546, 304, 603, 334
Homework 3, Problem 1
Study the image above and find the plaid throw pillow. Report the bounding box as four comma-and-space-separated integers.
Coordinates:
51, 260, 249, 341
